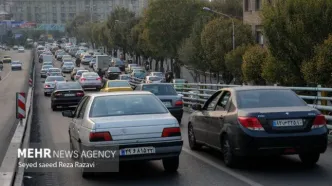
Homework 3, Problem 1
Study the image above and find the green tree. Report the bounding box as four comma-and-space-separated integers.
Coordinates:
210, 0, 243, 18
242, 45, 268, 85
302, 34, 332, 87
65, 13, 90, 37
201, 18, 253, 83
224, 44, 251, 84
261, 0, 332, 85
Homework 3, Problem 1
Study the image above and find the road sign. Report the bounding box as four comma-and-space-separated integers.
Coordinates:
16, 92, 26, 119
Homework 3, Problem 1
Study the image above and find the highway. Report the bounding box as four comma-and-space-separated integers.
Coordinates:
0, 50, 32, 164
24, 56, 332, 186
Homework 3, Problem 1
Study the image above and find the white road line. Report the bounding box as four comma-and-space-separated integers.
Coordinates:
0, 70, 12, 84
182, 147, 264, 186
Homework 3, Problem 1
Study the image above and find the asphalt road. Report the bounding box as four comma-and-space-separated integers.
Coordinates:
0, 50, 32, 164
24, 57, 332, 186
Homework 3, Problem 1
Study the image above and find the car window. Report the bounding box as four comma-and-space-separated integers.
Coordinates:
74, 97, 88, 118
57, 82, 82, 90
82, 73, 98, 78
76, 70, 88, 75
142, 84, 177, 95
216, 91, 231, 111
42, 65, 53, 69
48, 69, 60, 72
204, 91, 222, 111
78, 97, 90, 119
237, 89, 307, 109
45, 76, 65, 82
108, 81, 130, 87
108, 67, 121, 72
89, 94, 168, 117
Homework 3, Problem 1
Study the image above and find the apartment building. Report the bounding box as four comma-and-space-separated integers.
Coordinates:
1, 0, 148, 24
243, 0, 264, 45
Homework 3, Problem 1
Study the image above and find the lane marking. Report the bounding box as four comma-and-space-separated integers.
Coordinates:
0, 70, 12, 84
182, 147, 264, 186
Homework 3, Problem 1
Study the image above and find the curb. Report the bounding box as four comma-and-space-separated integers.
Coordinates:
0, 50, 35, 186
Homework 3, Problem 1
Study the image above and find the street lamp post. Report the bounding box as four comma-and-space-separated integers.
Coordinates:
203, 7, 235, 50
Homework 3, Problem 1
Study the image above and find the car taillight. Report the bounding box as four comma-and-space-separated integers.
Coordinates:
89, 132, 112, 142
80, 78, 86, 81
54, 92, 62, 97
312, 114, 326, 129
44, 85, 50, 88
175, 100, 183, 106
76, 92, 84, 96
162, 127, 181, 137
96, 77, 101, 80
238, 117, 264, 131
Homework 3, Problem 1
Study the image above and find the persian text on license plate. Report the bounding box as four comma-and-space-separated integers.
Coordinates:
64, 94, 75, 97
120, 147, 156, 156
163, 101, 172, 107
273, 119, 303, 127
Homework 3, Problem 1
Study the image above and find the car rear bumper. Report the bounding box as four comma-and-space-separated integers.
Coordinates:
3, 60, 11, 63
81, 140, 183, 162
44, 88, 54, 93
232, 128, 328, 156
11, 66, 22, 70
52, 97, 83, 106
168, 108, 183, 120
81, 83, 102, 89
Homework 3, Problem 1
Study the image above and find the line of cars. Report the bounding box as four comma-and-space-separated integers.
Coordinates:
1, 55, 23, 71
37, 44, 183, 178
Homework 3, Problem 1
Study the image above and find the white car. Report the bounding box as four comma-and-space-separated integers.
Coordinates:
11, 61, 22, 70
46, 68, 62, 77
43, 76, 66, 96
18, 47, 25, 53
61, 62, 75, 73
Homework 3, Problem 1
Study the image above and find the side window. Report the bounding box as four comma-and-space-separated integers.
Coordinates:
77, 97, 90, 119
204, 91, 222, 111
74, 97, 87, 118
228, 99, 236, 112
216, 91, 231, 111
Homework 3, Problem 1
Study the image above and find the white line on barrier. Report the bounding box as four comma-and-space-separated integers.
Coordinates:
182, 148, 264, 186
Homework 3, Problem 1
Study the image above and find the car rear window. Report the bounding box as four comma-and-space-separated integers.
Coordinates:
12, 61, 20, 64
84, 55, 92, 58
149, 76, 162, 81
63, 62, 74, 66
46, 76, 65, 82
236, 89, 307, 109
42, 65, 53, 69
142, 84, 177, 96
108, 67, 121, 72
76, 70, 88, 75
120, 75, 130, 80
89, 94, 168, 117
83, 73, 98, 77
49, 69, 60, 72
108, 81, 130, 87
57, 82, 82, 90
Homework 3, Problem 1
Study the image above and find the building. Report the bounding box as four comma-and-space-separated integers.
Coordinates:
2, 0, 148, 24
243, 0, 265, 45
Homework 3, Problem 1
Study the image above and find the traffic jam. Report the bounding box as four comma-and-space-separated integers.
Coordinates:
32, 41, 329, 180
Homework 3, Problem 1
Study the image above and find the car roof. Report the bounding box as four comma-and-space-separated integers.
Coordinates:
88, 91, 152, 98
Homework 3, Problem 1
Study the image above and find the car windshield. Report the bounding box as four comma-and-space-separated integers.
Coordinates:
237, 89, 307, 109
42, 65, 53, 69
149, 76, 162, 81
89, 94, 168, 117
12, 61, 20, 64
142, 84, 177, 95
63, 62, 74, 66
50, 72, 61, 76
120, 75, 130, 80
4, 56, 10, 58
108, 67, 121, 72
152, 72, 163, 77
76, 70, 88, 75
108, 81, 130, 87
48, 68, 60, 72
56, 82, 81, 90
45, 76, 65, 82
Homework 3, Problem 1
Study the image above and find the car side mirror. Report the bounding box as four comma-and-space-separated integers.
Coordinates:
192, 104, 202, 111
62, 110, 74, 118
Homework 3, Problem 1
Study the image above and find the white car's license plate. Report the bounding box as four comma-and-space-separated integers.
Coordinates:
163, 101, 172, 107
120, 147, 156, 156
64, 94, 75, 97
273, 119, 303, 127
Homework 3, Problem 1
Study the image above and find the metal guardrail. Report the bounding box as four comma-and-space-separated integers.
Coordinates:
128, 77, 332, 130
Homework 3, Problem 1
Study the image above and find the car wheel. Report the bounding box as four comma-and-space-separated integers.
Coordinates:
80, 149, 94, 178
44, 92, 47, 96
188, 123, 202, 150
222, 135, 238, 168
51, 103, 56, 111
299, 152, 320, 167
162, 156, 179, 172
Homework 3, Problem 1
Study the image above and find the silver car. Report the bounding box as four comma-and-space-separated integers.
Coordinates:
74, 70, 88, 81
62, 91, 182, 177
62, 62, 75, 73
46, 68, 62, 77
40, 65, 54, 78
43, 76, 66, 96
11, 60, 22, 70
78, 72, 102, 90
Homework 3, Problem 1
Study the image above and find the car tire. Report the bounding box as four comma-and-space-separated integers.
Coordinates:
222, 135, 238, 168
44, 92, 47, 96
299, 152, 320, 167
162, 156, 179, 172
80, 148, 94, 178
51, 103, 56, 111
188, 123, 202, 150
